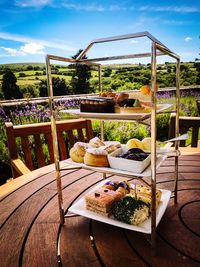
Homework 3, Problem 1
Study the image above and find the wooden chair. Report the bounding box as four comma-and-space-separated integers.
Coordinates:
5, 119, 93, 178
169, 113, 200, 147
196, 99, 200, 115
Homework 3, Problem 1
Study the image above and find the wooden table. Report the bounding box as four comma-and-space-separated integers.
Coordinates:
0, 148, 200, 267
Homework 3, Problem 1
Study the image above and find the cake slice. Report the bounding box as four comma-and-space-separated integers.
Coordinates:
85, 188, 122, 216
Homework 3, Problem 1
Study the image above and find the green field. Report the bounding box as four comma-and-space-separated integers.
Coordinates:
0, 61, 199, 97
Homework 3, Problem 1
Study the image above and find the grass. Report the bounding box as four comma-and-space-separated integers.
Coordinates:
17, 79, 41, 85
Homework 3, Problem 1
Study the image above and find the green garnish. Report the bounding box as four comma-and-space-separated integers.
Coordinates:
133, 99, 142, 107
112, 196, 146, 224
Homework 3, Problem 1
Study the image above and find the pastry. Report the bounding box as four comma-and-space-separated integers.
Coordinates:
119, 106, 150, 113
101, 141, 121, 153
141, 137, 159, 151
89, 137, 105, 148
80, 97, 115, 113
115, 93, 129, 104
102, 181, 119, 190
85, 187, 122, 216
141, 137, 151, 150
128, 85, 154, 107
136, 185, 162, 204
138, 85, 152, 107
100, 91, 116, 98
126, 138, 143, 149
118, 98, 150, 113
129, 185, 162, 208
140, 85, 151, 95
116, 181, 131, 196
84, 148, 109, 167
69, 142, 89, 163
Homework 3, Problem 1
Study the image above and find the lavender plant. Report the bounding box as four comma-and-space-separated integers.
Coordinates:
0, 93, 199, 177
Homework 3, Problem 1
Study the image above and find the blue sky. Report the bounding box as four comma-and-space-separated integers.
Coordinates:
0, 0, 199, 64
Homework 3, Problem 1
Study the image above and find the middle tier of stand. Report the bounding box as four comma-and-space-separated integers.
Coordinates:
60, 103, 172, 121
64, 154, 167, 178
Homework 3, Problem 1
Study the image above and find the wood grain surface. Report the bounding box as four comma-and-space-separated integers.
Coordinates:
0, 150, 200, 267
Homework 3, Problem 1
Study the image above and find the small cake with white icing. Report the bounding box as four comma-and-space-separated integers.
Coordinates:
84, 148, 109, 167
89, 137, 105, 148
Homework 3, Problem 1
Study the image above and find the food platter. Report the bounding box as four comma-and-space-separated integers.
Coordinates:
60, 104, 172, 121
68, 179, 171, 234
64, 154, 167, 178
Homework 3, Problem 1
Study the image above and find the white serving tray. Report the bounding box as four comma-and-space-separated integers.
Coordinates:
108, 147, 151, 174
64, 154, 166, 178
60, 104, 172, 121
68, 179, 171, 234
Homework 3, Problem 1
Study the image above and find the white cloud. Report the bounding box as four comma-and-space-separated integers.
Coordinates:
130, 40, 138, 44
139, 5, 199, 13
61, 3, 105, 12
0, 42, 45, 57
185, 37, 192, 42
0, 31, 76, 51
163, 20, 192, 25
20, 42, 45, 54
0, 46, 24, 56
15, 0, 52, 8
13, 1, 200, 14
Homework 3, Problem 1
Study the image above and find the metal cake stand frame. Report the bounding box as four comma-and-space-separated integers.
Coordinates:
45, 31, 180, 251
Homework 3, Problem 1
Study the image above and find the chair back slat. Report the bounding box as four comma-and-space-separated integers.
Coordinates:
66, 130, 76, 148
77, 129, 85, 142
6, 122, 18, 159
57, 132, 68, 160
196, 100, 200, 115
34, 134, 46, 167
45, 133, 54, 163
21, 136, 34, 170
85, 120, 94, 142
191, 128, 199, 147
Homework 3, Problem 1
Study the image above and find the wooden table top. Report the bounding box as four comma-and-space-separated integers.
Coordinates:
0, 147, 200, 267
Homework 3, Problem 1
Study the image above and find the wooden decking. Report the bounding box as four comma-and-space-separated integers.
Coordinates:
0, 150, 200, 267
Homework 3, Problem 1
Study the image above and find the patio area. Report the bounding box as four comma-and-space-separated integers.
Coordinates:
0, 148, 199, 267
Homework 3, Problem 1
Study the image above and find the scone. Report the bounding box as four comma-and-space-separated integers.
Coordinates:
69, 142, 89, 163
142, 137, 159, 151
89, 137, 105, 148
141, 137, 151, 150
126, 138, 143, 149
101, 141, 121, 154
84, 148, 109, 167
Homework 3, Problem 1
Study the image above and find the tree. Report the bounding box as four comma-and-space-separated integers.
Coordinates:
26, 65, 33, 70
103, 67, 112, 77
39, 77, 71, 97
39, 79, 48, 97
53, 77, 70, 96
2, 70, 22, 100
19, 72, 26, 77
70, 49, 92, 94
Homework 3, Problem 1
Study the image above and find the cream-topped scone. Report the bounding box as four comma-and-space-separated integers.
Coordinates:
84, 148, 109, 167
89, 137, 105, 148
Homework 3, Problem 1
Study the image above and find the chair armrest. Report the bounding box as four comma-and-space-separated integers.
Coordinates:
11, 159, 31, 176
